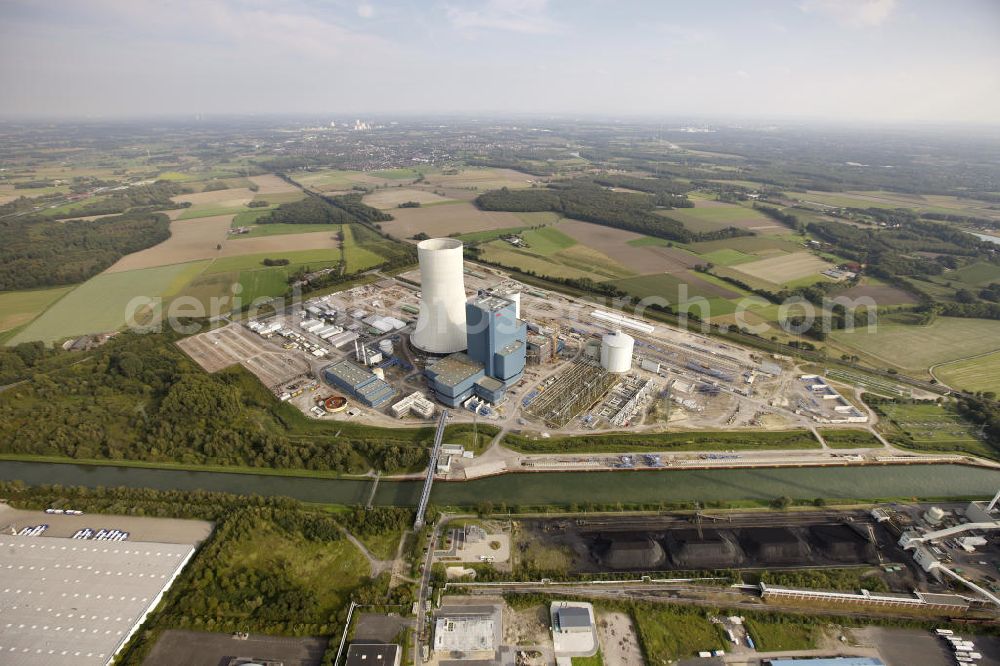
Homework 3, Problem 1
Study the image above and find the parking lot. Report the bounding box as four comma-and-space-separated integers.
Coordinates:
0, 505, 213, 545
143, 630, 327, 666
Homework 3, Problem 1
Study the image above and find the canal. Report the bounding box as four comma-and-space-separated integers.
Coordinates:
1, 460, 999, 506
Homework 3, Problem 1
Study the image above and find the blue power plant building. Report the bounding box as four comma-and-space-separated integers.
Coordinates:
465, 293, 526, 384
424, 292, 526, 407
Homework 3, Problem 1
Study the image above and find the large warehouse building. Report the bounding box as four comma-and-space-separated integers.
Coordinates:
323, 359, 397, 408
0, 534, 195, 665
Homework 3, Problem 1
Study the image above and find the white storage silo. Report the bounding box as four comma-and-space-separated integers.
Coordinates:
411, 238, 467, 354
509, 291, 521, 319
600, 330, 634, 373
379, 339, 394, 355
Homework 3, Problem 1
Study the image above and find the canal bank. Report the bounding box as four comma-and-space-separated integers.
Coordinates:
1, 460, 999, 507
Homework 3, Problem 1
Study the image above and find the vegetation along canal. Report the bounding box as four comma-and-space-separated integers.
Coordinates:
1, 461, 999, 507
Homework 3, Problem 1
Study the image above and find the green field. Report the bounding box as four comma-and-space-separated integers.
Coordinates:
0, 285, 75, 333
232, 207, 277, 226
831, 317, 1000, 372
9, 261, 210, 345
252, 191, 307, 205
942, 261, 1000, 286
819, 429, 883, 449
878, 402, 987, 456
685, 235, 802, 255
668, 203, 772, 232
520, 226, 576, 255
611, 271, 737, 304
234, 223, 336, 237
699, 248, 755, 266
935, 351, 1000, 395
238, 268, 292, 302
504, 429, 820, 454
457, 226, 531, 244
165, 512, 370, 634
203, 249, 340, 275
480, 242, 633, 281
744, 617, 818, 651
633, 606, 726, 664
342, 224, 388, 273
176, 204, 247, 220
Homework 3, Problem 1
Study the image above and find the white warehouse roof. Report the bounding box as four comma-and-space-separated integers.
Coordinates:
0, 534, 195, 665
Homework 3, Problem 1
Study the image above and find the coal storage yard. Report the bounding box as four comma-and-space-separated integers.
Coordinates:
521, 510, 902, 574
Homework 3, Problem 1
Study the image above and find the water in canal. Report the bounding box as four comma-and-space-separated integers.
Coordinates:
1, 460, 998, 506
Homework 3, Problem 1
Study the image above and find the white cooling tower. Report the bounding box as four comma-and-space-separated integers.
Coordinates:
411, 238, 468, 354
600, 330, 634, 373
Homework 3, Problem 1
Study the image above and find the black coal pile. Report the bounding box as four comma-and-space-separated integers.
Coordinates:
810, 524, 877, 562
594, 535, 666, 569
740, 527, 809, 564
665, 529, 744, 568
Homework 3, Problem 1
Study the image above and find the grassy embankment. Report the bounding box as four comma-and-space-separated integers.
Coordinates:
503, 429, 820, 454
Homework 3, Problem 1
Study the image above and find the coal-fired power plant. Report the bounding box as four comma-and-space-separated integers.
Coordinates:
411, 238, 468, 354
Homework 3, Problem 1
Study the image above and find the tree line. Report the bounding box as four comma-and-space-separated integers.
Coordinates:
475, 184, 749, 244
0, 210, 170, 290
0, 330, 430, 474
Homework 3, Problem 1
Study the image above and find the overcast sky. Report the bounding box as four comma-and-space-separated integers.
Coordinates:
2, 0, 998, 123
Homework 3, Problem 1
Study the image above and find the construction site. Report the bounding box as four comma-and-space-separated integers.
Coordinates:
175, 239, 857, 441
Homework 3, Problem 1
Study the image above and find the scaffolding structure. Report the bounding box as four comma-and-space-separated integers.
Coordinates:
525, 360, 618, 428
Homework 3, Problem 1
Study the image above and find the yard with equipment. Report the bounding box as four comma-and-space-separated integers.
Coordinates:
876, 401, 989, 458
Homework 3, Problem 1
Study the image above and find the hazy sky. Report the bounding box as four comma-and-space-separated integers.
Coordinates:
2, 0, 999, 123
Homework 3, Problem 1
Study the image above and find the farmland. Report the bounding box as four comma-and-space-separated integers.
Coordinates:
935, 350, 1000, 395
830, 316, 1000, 374
8, 261, 211, 344
203, 248, 340, 275
342, 223, 387, 273
726, 252, 833, 287
666, 201, 790, 234
216, 230, 340, 257
0, 286, 74, 334
382, 201, 527, 239
794, 189, 1000, 221
172, 188, 255, 220
363, 188, 458, 209
105, 214, 233, 272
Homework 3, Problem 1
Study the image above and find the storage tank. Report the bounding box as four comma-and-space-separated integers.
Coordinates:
924, 506, 945, 525
411, 238, 467, 354
600, 330, 634, 373
379, 339, 394, 355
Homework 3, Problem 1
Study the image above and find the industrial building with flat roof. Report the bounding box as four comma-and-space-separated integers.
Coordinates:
323, 359, 397, 408
0, 534, 196, 665
433, 614, 496, 654
346, 642, 401, 666
424, 354, 509, 407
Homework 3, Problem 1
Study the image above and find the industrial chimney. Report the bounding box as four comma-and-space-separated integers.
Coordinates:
411, 238, 468, 354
